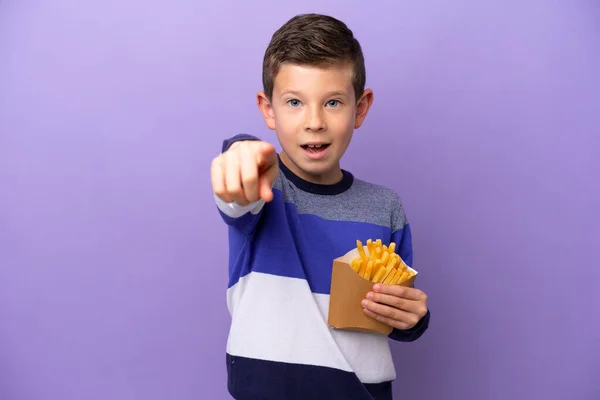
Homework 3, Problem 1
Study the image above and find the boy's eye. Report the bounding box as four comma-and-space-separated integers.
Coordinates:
326, 100, 340, 107
288, 99, 301, 107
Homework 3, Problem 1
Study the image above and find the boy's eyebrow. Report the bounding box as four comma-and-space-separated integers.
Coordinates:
280, 90, 349, 98
323, 91, 349, 98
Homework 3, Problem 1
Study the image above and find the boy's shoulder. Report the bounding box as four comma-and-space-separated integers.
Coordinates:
346, 175, 410, 228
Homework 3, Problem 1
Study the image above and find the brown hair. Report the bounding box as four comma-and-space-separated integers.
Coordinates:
262, 13, 366, 102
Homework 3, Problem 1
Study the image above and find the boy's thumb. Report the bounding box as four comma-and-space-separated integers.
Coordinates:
259, 175, 275, 202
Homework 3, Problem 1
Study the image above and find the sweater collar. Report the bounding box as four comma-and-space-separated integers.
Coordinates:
278, 155, 353, 195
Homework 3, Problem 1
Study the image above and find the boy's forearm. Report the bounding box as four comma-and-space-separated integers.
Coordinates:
388, 309, 430, 342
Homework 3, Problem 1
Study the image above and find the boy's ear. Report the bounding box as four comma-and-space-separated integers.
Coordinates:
257, 91, 276, 130
354, 89, 374, 129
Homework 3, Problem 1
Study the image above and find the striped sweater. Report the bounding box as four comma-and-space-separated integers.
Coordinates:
215, 134, 430, 400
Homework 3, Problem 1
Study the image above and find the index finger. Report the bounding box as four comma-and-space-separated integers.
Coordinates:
373, 283, 426, 301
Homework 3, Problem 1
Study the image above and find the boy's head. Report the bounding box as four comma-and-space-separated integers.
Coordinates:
257, 13, 374, 185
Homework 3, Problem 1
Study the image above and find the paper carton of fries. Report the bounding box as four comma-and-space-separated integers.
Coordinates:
328, 239, 418, 335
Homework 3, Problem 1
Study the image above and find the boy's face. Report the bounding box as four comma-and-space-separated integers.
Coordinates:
257, 62, 373, 185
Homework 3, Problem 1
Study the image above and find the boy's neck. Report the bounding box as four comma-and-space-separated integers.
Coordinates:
277, 152, 353, 196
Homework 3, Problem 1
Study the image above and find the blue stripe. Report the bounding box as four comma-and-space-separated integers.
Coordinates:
391, 223, 413, 267
227, 189, 411, 294
226, 353, 392, 400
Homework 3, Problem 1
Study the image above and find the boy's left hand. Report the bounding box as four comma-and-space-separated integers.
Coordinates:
361, 284, 428, 330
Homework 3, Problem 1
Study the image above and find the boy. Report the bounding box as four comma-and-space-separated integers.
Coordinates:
211, 13, 430, 400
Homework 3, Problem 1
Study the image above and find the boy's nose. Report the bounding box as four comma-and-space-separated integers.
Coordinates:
304, 108, 326, 132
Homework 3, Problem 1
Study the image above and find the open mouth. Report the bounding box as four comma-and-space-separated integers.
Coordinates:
301, 143, 330, 154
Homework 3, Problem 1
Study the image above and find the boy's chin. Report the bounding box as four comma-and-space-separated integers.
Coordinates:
297, 162, 343, 183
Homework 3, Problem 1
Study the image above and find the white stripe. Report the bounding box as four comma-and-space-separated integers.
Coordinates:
214, 194, 264, 218
226, 272, 396, 383
313, 293, 396, 383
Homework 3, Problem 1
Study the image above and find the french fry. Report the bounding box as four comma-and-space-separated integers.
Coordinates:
396, 260, 406, 275
380, 256, 397, 283
369, 246, 377, 261
391, 270, 406, 285
380, 251, 389, 266
389, 271, 400, 285
350, 257, 362, 273
363, 261, 373, 280
373, 259, 383, 275
371, 266, 386, 283
371, 260, 383, 282
347, 239, 414, 286
357, 257, 368, 276
401, 270, 411, 282
357, 240, 367, 260
383, 269, 397, 284
388, 242, 396, 254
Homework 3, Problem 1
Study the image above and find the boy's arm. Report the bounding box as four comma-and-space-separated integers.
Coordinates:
387, 200, 431, 342
211, 134, 278, 235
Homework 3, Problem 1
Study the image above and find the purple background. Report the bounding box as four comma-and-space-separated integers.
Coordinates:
1, 1, 599, 399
